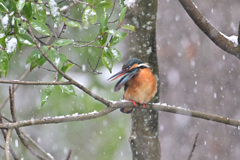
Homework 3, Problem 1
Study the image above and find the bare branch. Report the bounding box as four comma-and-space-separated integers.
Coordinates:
0, 108, 116, 129
0, 69, 30, 110
65, 149, 72, 160
5, 129, 12, 160
187, 133, 199, 160
19, 129, 55, 160
238, 22, 240, 45
9, 86, 16, 122
178, 0, 240, 58
0, 80, 72, 85
27, 22, 110, 106
0, 118, 18, 160
9, 86, 49, 160
1, 101, 240, 129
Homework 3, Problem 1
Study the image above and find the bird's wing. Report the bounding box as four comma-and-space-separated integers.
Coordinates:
114, 68, 140, 92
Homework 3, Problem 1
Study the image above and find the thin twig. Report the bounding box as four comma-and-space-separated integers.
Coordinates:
0, 107, 116, 129
65, 149, 72, 160
0, 68, 30, 110
187, 133, 199, 160
0, 80, 72, 85
9, 86, 16, 122
108, 0, 116, 19
5, 129, 12, 160
0, 145, 4, 150
1, 101, 240, 129
178, 0, 240, 57
27, 21, 111, 106
0, 118, 18, 160
9, 86, 52, 160
15, 129, 49, 160
29, 56, 56, 73
92, 51, 103, 72
19, 129, 55, 160
68, 59, 101, 74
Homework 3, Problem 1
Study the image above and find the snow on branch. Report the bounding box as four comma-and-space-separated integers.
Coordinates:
178, 0, 240, 58
0, 108, 116, 129
1, 101, 240, 129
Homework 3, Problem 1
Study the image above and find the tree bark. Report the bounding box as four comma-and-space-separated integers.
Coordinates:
126, 0, 161, 159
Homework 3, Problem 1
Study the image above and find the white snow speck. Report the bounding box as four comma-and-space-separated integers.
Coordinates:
49, 0, 60, 17
226, 35, 238, 47
146, 47, 152, 54
23, 40, 32, 45
55, 57, 60, 67
124, 0, 136, 7
220, 32, 238, 47
15, 139, 19, 148
222, 55, 225, 60
167, 68, 180, 86
5, 36, 17, 54
72, 113, 78, 116
0, 33, 5, 38
214, 92, 217, 99
82, 64, 86, 71
2, 14, 9, 30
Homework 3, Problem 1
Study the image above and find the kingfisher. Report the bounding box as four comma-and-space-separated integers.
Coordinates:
108, 58, 157, 113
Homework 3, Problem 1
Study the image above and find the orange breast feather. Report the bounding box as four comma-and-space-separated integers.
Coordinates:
124, 68, 157, 103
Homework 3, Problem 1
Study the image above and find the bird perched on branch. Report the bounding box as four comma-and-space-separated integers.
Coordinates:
108, 58, 157, 113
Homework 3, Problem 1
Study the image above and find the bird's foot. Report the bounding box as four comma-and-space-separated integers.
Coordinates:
142, 103, 145, 109
131, 100, 136, 106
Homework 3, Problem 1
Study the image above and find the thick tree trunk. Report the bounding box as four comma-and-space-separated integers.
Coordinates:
126, 0, 161, 159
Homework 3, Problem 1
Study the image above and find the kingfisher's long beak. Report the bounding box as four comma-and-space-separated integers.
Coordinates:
108, 70, 126, 81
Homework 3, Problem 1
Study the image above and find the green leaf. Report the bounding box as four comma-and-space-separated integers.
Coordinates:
119, 7, 127, 23
47, 48, 67, 68
65, 20, 81, 28
17, 33, 35, 47
29, 19, 51, 36
5, 36, 17, 55
16, 0, 25, 12
109, 47, 121, 62
41, 85, 54, 107
111, 32, 127, 46
7, 0, 17, 12
106, 30, 127, 46
95, 2, 113, 9
59, 85, 77, 96
48, 0, 61, 27
26, 49, 47, 70
0, 30, 5, 48
99, 12, 109, 46
82, 6, 97, 29
102, 48, 113, 73
36, 1, 46, 23
22, 1, 32, 19
53, 39, 73, 47
18, 22, 27, 34
0, 1, 8, 12
0, 50, 8, 77
121, 24, 135, 32
57, 63, 74, 80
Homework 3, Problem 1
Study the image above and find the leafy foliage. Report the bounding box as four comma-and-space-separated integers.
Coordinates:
0, 0, 134, 111
0, 0, 136, 159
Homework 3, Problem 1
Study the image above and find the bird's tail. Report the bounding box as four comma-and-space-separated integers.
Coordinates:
120, 108, 133, 114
